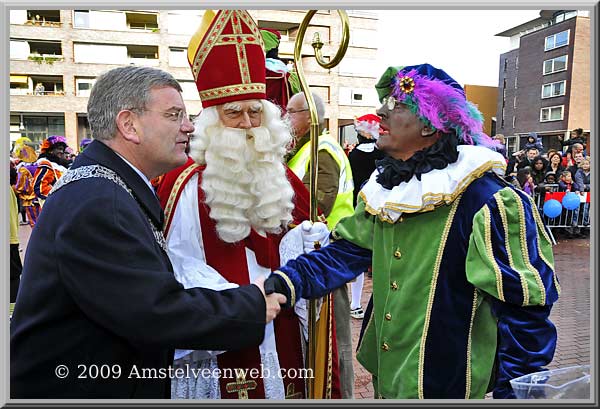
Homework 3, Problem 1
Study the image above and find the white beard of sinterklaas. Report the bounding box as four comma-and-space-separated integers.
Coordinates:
189, 102, 295, 244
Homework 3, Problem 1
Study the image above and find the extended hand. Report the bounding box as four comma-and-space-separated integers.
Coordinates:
253, 276, 287, 323
300, 220, 330, 253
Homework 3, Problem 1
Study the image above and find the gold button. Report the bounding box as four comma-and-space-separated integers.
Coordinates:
391, 281, 398, 290
385, 313, 392, 321
381, 342, 389, 351
394, 249, 402, 259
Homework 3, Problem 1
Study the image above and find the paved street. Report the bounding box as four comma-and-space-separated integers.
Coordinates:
348, 234, 591, 398
17, 225, 591, 399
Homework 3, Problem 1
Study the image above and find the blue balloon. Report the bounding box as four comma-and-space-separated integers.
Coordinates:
562, 192, 580, 211
543, 199, 562, 218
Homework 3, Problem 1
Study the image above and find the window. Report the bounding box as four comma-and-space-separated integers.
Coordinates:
76, 78, 95, 97
505, 135, 518, 156
349, 28, 377, 48
180, 81, 200, 101
73, 10, 89, 28
540, 105, 564, 122
543, 55, 568, 74
541, 80, 566, 98
554, 11, 577, 24
545, 30, 569, 51
503, 58, 508, 72
169, 48, 187, 67
74, 43, 128, 64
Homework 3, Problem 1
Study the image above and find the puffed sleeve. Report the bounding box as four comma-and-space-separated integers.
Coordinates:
466, 186, 560, 398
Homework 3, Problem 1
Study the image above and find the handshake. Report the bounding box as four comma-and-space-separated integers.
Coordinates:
256, 221, 330, 322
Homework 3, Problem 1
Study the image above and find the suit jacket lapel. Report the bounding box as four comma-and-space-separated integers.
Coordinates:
78, 141, 164, 229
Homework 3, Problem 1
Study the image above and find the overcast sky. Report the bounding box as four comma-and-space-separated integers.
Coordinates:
374, 9, 542, 87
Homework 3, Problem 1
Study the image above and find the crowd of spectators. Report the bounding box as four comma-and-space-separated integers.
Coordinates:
497, 128, 591, 238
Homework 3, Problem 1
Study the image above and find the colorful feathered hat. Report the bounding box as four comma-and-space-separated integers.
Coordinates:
354, 114, 381, 140
79, 138, 92, 152
375, 63, 496, 148
187, 10, 266, 108
40, 135, 67, 153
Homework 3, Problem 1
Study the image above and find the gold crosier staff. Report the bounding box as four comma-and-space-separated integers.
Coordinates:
293, 10, 349, 399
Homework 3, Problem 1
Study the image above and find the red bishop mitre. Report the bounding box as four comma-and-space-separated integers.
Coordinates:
187, 10, 266, 108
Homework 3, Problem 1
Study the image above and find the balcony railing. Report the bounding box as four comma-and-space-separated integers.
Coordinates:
23, 20, 62, 27
27, 54, 64, 64
128, 23, 159, 32
11, 89, 66, 96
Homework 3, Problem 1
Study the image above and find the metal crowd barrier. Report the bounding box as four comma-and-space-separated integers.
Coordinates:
533, 184, 591, 244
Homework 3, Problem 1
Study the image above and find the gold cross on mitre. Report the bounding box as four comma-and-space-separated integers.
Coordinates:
187, 10, 266, 104
225, 369, 257, 399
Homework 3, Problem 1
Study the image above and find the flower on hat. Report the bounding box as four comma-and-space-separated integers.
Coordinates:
398, 76, 415, 94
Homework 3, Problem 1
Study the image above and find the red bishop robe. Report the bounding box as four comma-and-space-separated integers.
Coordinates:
157, 157, 341, 399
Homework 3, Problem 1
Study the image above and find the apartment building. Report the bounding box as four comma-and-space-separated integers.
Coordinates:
495, 10, 590, 154
9, 9, 379, 150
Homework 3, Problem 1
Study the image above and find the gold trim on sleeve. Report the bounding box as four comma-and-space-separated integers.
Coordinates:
483, 205, 505, 302
509, 189, 546, 306
493, 192, 528, 305
273, 270, 296, 307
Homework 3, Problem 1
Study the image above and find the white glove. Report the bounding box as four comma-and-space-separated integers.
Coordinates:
300, 220, 330, 254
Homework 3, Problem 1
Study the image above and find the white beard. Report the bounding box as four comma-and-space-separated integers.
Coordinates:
189, 107, 295, 244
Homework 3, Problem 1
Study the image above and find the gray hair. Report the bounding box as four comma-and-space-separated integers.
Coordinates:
87, 66, 182, 141
292, 91, 325, 126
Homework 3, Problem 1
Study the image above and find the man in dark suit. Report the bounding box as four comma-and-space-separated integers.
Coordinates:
10, 65, 286, 399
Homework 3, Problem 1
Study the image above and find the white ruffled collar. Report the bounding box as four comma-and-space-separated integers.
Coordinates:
358, 145, 506, 223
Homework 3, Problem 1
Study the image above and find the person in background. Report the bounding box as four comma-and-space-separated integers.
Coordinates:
574, 158, 590, 235
544, 171, 557, 185
523, 132, 544, 154
347, 113, 385, 319
558, 170, 581, 193
558, 170, 583, 238
492, 133, 507, 158
516, 167, 535, 196
261, 28, 300, 113
531, 156, 549, 198
517, 147, 539, 170
266, 63, 559, 399
546, 150, 564, 176
558, 127, 586, 155
13, 144, 41, 228
567, 151, 585, 179
79, 138, 93, 153
32, 135, 70, 208
34, 82, 45, 95
287, 90, 356, 398
64, 146, 75, 167
11, 65, 286, 399
9, 162, 23, 302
